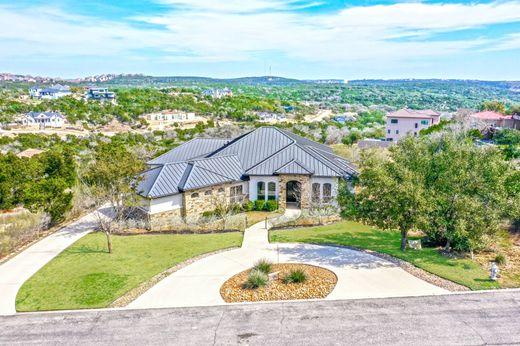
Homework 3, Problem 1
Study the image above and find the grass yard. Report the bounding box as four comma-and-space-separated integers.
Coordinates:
16, 232, 243, 312
270, 221, 499, 290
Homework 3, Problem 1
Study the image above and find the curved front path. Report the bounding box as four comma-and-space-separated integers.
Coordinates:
129, 211, 447, 309
0, 207, 112, 315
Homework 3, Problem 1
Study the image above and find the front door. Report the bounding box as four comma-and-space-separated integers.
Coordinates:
286, 180, 301, 207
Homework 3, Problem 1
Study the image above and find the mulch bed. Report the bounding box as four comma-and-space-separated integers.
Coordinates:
220, 263, 337, 303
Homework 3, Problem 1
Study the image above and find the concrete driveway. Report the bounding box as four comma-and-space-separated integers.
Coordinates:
0, 208, 112, 315
129, 211, 446, 309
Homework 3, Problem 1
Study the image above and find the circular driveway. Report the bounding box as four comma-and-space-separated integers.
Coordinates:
128, 242, 447, 309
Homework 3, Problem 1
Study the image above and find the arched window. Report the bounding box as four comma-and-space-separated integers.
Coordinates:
257, 182, 265, 201
191, 192, 199, 198
267, 182, 276, 200
311, 183, 321, 204
323, 183, 332, 203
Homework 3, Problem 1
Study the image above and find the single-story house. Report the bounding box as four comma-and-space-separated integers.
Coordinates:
29, 84, 71, 100
21, 112, 65, 128
137, 127, 357, 224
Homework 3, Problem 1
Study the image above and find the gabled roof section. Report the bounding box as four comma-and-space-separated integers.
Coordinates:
137, 162, 188, 198
275, 160, 313, 175
148, 138, 231, 165
138, 155, 243, 198
180, 155, 243, 191
209, 127, 293, 170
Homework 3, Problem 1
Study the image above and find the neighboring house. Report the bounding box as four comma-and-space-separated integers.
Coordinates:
202, 88, 233, 99
84, 87, 116, 101
470, 111, 515, 129
29, 84, 71, 100
385, 109, 441, 141
137, 127, 357, 225
21, 112, 65, 128
143, 111, 196, 122
257, 112, 285, 122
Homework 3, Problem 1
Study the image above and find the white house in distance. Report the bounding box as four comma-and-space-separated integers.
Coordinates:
385, 109, 441, 141
29, 84, 71, 100
84, 87, 116, 101
21, 112, 65, 128
144, 110, 196, 123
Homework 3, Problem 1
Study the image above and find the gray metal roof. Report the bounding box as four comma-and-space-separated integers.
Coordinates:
140, 126, 358, 198
138, 155, 242, 198
148, 138, 231, 165
275, 160, 313, 175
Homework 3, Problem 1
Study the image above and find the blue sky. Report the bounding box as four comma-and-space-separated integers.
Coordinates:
1, 0, 520, 80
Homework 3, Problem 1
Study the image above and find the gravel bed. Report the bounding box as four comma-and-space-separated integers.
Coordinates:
220, 263, 337, 303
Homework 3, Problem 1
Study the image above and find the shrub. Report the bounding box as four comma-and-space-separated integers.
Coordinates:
266, 200, 278, 212
242, 200, 254, 212
201, 210, 215, 218
243, 269, 268, 289
283, 269, 307, 284
253, 258, 272, 274
254, 200, 266, 211
495, 254, 507, 265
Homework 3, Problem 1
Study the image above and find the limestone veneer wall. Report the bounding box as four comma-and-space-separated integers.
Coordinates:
278, 174, 311, 210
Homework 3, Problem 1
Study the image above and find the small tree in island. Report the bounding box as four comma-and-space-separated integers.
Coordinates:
81, 142, 145, 253
339, 130, 519, 253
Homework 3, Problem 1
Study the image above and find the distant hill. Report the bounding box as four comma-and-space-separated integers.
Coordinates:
349, 79, 520, 92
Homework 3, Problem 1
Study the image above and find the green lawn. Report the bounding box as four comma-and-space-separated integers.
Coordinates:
16, 232, 243, 312
270, 221, 499, 290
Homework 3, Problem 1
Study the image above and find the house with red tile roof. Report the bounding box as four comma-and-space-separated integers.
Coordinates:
470, 111, 515, 129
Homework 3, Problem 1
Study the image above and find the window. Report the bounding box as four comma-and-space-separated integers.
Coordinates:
322, 183, 332, 203
390, 119, 398, 124
191, 192, 199, 198
218, 187, 225, 193
257, 182, 265, 201
311, 183, 321, 204
230, 185, 243, 203
414, 123, 418, 129
414, 132, 417, 136
387, 129, 391, 134
395, 130, 399, 134
267, 182, 276, 200
420, 120, 429, 125
387, 138, 393, 142
205, 190, 212, 196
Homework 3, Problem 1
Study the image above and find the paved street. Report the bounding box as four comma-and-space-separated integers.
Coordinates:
1, 290, 519, 345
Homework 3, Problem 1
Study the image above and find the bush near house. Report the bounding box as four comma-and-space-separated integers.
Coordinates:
255, 200, 266, 211
266, 200, 279, 212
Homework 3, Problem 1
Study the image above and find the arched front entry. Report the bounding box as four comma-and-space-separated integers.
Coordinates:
286, 180, 302, 207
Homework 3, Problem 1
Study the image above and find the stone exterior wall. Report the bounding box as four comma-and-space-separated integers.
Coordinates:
148, 208, 183, 231
183, 182, 246, 218
278, 174, 311, 210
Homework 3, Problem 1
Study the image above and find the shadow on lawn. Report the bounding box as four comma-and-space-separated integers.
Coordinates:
66, 245, 107, 255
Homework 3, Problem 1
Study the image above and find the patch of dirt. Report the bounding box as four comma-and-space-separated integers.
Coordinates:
220, 263, 337, 303
474, 233, 520, 289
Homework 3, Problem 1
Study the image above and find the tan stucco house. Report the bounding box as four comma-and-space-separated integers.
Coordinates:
136, 127, 357, 223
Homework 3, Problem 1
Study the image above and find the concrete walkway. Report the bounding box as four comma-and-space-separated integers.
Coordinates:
0, 208, 112, 315
129, 209, 447, 309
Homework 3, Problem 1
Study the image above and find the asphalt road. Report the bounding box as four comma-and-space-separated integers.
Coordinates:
1, 290, 520, 345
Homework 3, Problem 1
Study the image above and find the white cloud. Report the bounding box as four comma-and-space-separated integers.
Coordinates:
0, 1, 519, 67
